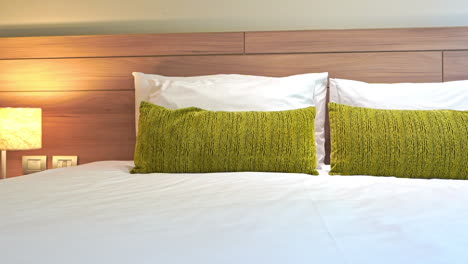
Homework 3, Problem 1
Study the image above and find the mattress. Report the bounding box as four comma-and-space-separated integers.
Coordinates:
1, 161, 467, 264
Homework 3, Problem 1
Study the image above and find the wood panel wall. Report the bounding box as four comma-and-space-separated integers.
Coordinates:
1, 27, 467, 177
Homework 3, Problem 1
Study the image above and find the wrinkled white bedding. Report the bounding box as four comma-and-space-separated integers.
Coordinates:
1, 161, 467, 264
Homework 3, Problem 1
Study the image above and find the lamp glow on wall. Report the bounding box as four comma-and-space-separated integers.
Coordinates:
0, 108, 42, 179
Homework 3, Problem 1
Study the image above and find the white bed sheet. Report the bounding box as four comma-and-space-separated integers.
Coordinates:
1, 161, 468, 264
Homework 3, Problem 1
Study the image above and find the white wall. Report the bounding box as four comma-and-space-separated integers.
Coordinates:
1, 0, 468, 37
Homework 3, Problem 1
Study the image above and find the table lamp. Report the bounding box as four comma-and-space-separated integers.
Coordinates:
0, 108, 42, 179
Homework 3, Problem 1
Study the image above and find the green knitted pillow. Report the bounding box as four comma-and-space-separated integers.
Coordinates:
132, 101, 318, 175
329, 103, 468, 179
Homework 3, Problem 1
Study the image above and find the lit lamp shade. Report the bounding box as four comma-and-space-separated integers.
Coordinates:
0, 108, 42, 150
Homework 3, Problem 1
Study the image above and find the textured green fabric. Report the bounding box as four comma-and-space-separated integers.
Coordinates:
132, 101, 318, 175
329, 103, 468, 179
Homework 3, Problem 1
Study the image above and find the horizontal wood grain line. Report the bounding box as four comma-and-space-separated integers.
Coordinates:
242, 49, 468, 55
0, 52, 247, 61
246, 27, 468, 54
0, 32, 245, 59
1, 49, 467, 62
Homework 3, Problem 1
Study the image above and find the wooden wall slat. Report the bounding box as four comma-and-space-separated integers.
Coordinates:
246, 27, 468, 54
0, 91, 135, 177
0, 52, 442, 92
2, 27, 465, 60
0, 32, 244, 59
443, 51, 468, 81
131, 52, 442, 82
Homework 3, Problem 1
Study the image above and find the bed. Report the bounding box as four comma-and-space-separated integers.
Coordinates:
1, 161, 468, 264
1, 27, 468, 264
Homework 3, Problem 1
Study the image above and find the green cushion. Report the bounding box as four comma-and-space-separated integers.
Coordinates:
329, 103, 468, 179
132, 101, 318, 175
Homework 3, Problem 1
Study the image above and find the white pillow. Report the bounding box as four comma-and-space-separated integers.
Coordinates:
330, 78, 468, 110
133, 72, 329, 168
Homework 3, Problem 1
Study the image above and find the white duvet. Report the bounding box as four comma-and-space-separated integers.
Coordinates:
1, 161, 468, 264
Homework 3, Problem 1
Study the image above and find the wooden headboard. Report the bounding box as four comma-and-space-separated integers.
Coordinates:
1, 27, 468, 177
